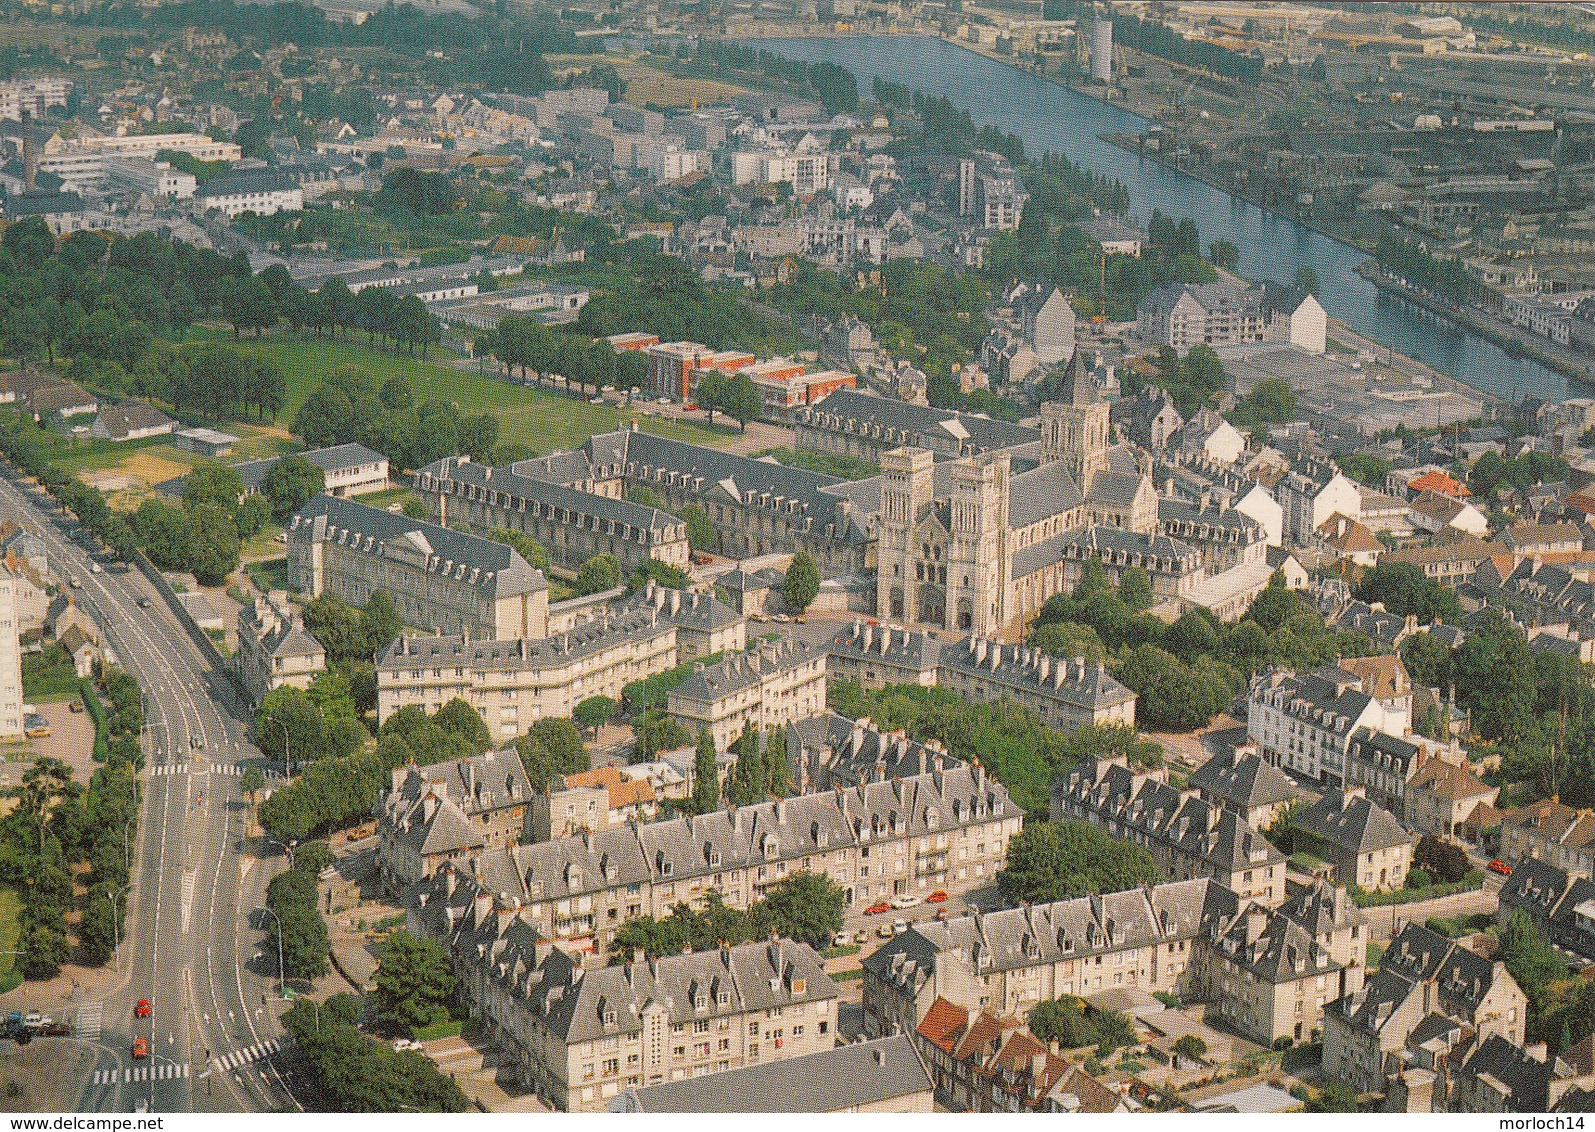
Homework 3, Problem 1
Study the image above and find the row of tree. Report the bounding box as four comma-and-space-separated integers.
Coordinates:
292, 365, 504, 473
610, 871, 847, 958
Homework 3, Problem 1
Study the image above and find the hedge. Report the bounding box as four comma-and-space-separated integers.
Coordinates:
1350, 870, 1484, 908
410, 1019, 464, 1043
82, 678, 109, 762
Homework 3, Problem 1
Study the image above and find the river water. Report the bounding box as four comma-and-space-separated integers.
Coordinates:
739, 33, 1568, 402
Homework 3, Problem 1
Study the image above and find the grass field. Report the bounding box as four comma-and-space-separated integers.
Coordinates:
547, 54, 750, 108
218, 332, 736, 455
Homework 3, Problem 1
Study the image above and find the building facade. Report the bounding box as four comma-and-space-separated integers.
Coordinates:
667, 639, 827, 752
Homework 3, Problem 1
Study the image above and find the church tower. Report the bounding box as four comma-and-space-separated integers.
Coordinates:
1042, 355, 1110, 487
947, 451, 1010, 635
876, 447, 935, 625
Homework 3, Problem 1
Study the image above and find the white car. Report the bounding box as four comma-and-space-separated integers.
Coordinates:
891, 918, 909, 935
392, 1038, 422, 1052
831, 932, 851, 948
890, 895, 922, 910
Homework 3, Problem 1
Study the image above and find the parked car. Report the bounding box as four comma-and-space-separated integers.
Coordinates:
22, 1013, 42, 1029
890, 895, 922, 910
864, 901, 891, 916
926, 890, 949, 904
67, 576, 80, 589
891, 918, 909, 935
875, 924, 895, 939
137, 597, 152, 608
831, 932, 851, 948
41, 1022, 69, 1037
134, 999, 151, 1018
89, 562, 102, 574
190, 735, 204, 749
853, 929, 869, 945
392, 1038, 421, 1052
1488, 859, 1514, 876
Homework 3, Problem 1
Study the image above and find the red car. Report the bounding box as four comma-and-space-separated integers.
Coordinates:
864, 901, 892, 916
134, 999, 151, 1018
1488, 860, 1514, 877
926, 890, 949, 904
131, 1038, 149, 1060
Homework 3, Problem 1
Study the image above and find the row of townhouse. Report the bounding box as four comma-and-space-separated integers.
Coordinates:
1050, 756, 1288, 907
415, 883, 840, 1113
863, 877, 1367, 1050
666, 639, 827, 753
1246, 661, 1412, 788
399, 763, 1022, 939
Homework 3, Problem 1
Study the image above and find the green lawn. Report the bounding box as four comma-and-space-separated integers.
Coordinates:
211, 332, 734, 455
0, 887, 20, 984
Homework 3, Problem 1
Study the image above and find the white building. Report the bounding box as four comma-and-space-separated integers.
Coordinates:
1247, 666, 1410, 788
730, 149, 829, 196
1234, 483, 1284, 547
101, 156, 197, 200
0, 78, 70, 121
632, 137, 704, 182
195, 170, 302, 217
0, 564, 23, 739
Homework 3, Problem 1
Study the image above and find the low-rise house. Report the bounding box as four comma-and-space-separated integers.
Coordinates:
1051, 757, 1287, 907
609, 1034, 933, 1113
1290, 790, 1413, 891
376, 751, 534, 889
1504, 522, 1584, 559
231, 443, 390, 499
234, 590, 327, 709
1383, 537, 1512, 589
1496, 857, 1595, 965
667, 639, 826, 752
529, 765, 659, 842
1499, 798, 1595, 879
90, 401, 175, 442
1406, 756, 1498, 841
56, 623, 98, 677
1409, 490, 1490, 538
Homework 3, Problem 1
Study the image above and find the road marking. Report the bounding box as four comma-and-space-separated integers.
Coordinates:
148, 765, 188, 777
215, 1038, 280, 1072
75, 1001, 102, 1042
209, 764, 242, 776
181, 869, 196, 934
94, 1064, 191, 1084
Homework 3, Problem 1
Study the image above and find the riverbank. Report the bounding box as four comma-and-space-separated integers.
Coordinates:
1355, 263, 1595, 387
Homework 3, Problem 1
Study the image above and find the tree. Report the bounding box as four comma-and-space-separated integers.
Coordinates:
1030, 621, 1106, 664
1295, 266, 1320, 296
1413, 835, 1470, 883
1497, 910, 1567, 1023
681, 505, 716, 553
782, 552, 821, 615
362, 590, 402, 658
635, 711, 691, 758
261, 454, 325, 522
720, 373, 762, 431
752, 872, 845, 949
21, 921, 69, 980
575, 553, 621, 595
998, 821, 1161, 905
186, 503, 240, 586
573, 695, 617, 734
692, 728, 720, 812
242, 766, 265, 806
1355, 562, 1462, 624
431, 698, 490, 753
515, 718, 589, 788
373, 930, 457, 1037
727, 725, 766, 806
303, 593, 365, 665
1172, 1034, 1207, 1061
182, 460, 245, 512
1117, 565, 1153, 612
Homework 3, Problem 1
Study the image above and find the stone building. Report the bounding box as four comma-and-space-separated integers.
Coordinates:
234, 591, 327, 709
406, 764, 1020, 947
791, 386, 1039, 464
783, 712, 960, 793
0, 564, 22, 739
938, 637, 1137, 731
287, 494, 549, 641
414, 455, 690, 577
1247, 665, 1410, 788
377, 752, 535, 889
667, 639, 827, 752
826, 620, 941, 690
1187, 749, 1302, 830
1290, 790, 1413, 891
1050, 757, 1287, 907
528, 765, 659, 842
375, 603, 678, 739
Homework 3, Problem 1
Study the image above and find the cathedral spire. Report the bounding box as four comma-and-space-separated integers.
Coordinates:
1067, 351, 1095, 406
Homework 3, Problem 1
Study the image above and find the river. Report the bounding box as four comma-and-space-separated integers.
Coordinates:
738, 33, 1569, 402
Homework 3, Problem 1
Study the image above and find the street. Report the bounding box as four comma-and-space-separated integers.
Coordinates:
0, 470, 297, 1115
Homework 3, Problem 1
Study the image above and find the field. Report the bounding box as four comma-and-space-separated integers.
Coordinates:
548, 54, 750, 108
222, 332, 735, 454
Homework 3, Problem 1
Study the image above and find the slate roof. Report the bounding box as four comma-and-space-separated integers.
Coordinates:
418, 454, 685, 535
1378, 922, 1501, 1020
287, 493, 547, 599
94, 401, 173, 440
790, 711, 961, 788
376, 603, 673, 673
1016, 524, 1202, 580
828, 619, 941, 675
382, 750, 534, 858
669, 638, 820, 704
612, 1035, 931, 1112
940, 637, 1136, 713
1279, 879, 1367, 937
1188, 749, 1299, 812
1293, 792, 1410, 854
1459, 1034, 1570, 1112
231, 443, 386, 492
197, 169, 298, 199
1209, 904, 1343, 985
1051, 758, 1285, 875
798, 386, 1040, 454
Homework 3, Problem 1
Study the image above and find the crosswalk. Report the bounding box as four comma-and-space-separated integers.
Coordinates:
75, 1001, 102, 1042
93, 1063, 190, 1084
213, 1039, 281, 1073
147, 763, 259, 778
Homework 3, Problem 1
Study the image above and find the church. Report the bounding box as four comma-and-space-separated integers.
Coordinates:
874, 361, 1209, 637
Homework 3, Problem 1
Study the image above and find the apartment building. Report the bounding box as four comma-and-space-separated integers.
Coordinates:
377, 751, 535, 888
405, 764, 1019, 946
287, 494, 548, 642
1050, 757, 1287, 907
1323, 923, 1527, 1096
826, 620, 942, 690
100, 156, 196, 200
1498, 798, 1595, 878
234, 591, 327, 709
1247, 665, 1410, 787
194, 170, 302, 217
864, 879, 1235, 1033
0, 78, 70, 120
667, 639, 826, 752
419, 895, 838, 1113
375, 606, 678, 738
528, 765, 659, 842
1187, 749, 1302, 830
0, 564, 22, 739
415, 455, 690, 577
1497, 857, 1595, 966
938, 637, 1137, 731
1290, 790, 1413, 891
784, 712, 961, 794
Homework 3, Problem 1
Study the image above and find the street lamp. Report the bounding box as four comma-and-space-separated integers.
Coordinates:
258, 906, 286, 999
122, 817, 134, 876
266, 838, 294, 870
